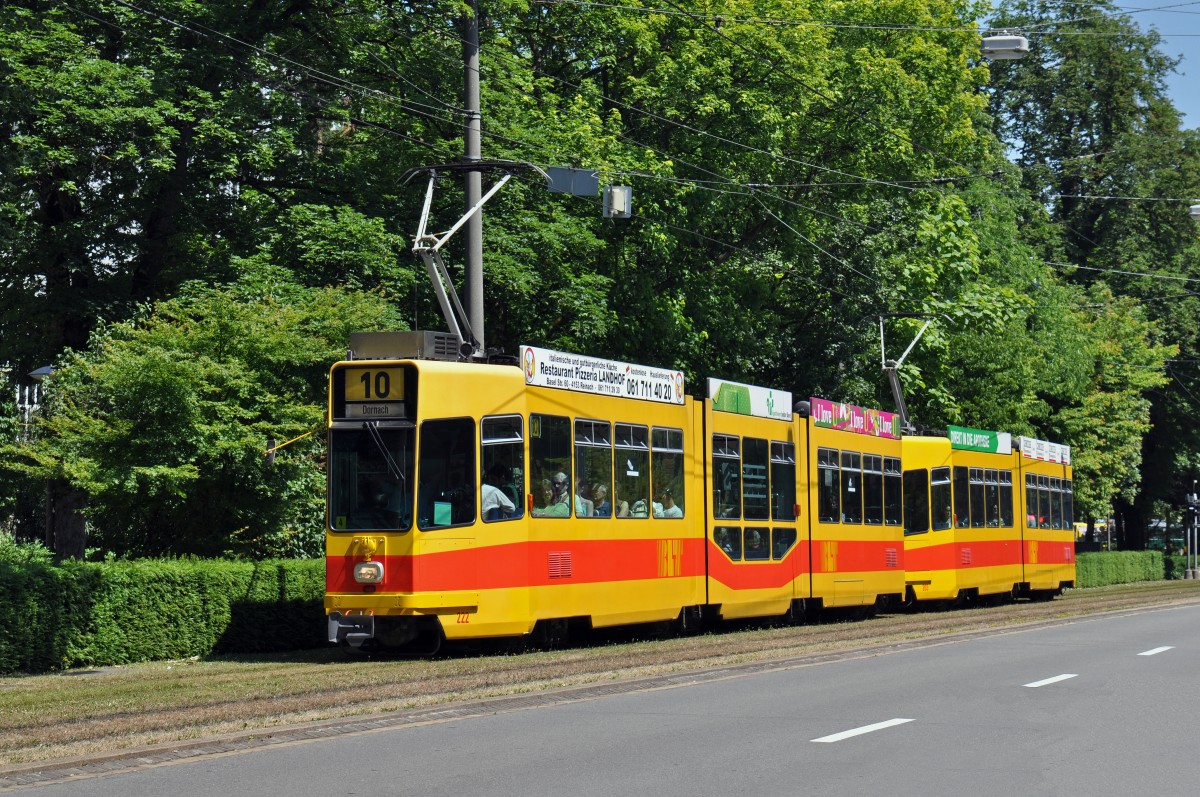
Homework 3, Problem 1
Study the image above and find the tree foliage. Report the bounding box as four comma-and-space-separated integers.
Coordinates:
988, 0, 1198, 541
4, 276, 404, 558
0, 0, 1188, 553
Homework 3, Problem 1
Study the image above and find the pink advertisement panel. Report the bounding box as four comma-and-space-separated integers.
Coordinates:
810, 397, 900, 439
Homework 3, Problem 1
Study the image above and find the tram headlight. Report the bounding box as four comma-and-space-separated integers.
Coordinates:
353, 560, 385, 584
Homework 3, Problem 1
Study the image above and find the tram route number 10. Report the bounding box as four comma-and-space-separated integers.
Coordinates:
344, 367, 405, 402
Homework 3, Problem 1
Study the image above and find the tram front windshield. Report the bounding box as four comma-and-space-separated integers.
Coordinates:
329, 424, 415, 531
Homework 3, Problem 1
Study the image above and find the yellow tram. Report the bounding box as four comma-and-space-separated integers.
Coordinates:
325, 332, 1075, 652
901, 426, 1074, 604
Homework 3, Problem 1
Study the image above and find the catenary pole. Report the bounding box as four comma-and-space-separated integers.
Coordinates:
463, 0, 484, 356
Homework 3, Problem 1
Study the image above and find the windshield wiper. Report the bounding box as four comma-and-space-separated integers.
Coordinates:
363, 421, 407, 488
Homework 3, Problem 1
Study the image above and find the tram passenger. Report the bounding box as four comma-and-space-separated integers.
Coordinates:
489, 463, 520, 508
575, 478, 594, 517
610, 485, 631, 517
356, 473, 406, 528
592, 484, 612, 517
481, 469, 516, 521
533, 472, 571, 517
654, 488, 683, 518
744, 529, 767, 560
714, 527, 739, 557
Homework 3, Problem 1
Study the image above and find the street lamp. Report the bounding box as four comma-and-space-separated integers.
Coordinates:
982, 32, 1029, 61
1189, 203, 1200, 220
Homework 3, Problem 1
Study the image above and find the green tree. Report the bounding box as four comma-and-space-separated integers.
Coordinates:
3, 275, 404, 558
988, 0, 1197, 544
2, 0, 1183, 555
1054, 287, 1174, 525
0, 1, 439, 373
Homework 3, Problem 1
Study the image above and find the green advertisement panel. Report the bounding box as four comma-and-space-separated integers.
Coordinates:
947, 424, 1012, 454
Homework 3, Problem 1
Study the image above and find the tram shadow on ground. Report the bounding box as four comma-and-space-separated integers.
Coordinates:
333, 600, 912, 662
214, 598, 328, 658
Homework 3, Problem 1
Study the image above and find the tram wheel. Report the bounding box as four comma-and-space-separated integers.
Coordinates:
675, 606, 702, 635
531, 618, 572, 649
785, 599, 807, 626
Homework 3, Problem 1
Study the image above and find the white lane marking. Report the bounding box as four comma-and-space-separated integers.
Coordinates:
1024, 674, 1078, 688
811, 718, 915, 743
1138, 646, 1174, 656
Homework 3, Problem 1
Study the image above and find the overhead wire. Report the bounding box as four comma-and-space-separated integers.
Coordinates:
73, 0, 878, 299
331, 1, 934, 246
386, 0, 961, 195
529, 0, 1200, 33
103, 0, 468, 126
1053, 193, 1198, 201
370, 0, 1022, 255
653, 0, 983, 176
1049, 262, 1200, 283
74, 1, 1192, 294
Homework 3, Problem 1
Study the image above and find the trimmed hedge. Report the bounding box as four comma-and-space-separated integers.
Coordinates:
1, 551, 1188, 673
0, 558, 324, 674
1075, 551, 1163, 588
1163, 555, 1192, 580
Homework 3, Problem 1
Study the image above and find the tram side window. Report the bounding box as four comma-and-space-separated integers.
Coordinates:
714, 527, 742, 560
615, 423, 650, 518
931, 467, 952, 531
841, 451, 863, 524
418, 418, 476, 529
652, 427, 685, 518
575, 419, 613, 519
713, 434, 742, 519
953, 466, 969, 528
903, 469, 930, 535
481, 415, 524, 522
1050, 477, 1063, 529
531, 414, 572, 517
817, 447, 839, 523
1038, 475, 1052, 528
744, 528, 769, 560
884, 457, 902, 525
742, 437, 770, 520
772, 442, 797, 521
969, 468, 986, 528
1026, 473, 1038, 528
862, 455, 883, 525
1063, 480, 1074, 528
999, 471, 1014, 527
985, 470, 1001, 527
772, 528, 797, 560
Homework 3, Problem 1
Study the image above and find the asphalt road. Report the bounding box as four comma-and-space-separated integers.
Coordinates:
12, 603, 1199, 796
